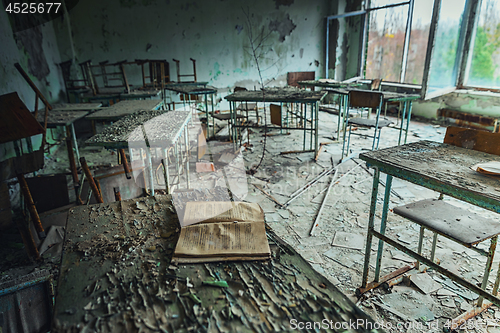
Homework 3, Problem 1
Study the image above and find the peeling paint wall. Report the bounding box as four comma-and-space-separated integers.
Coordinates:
0, 9, 65, 107
412, 90, 500, 120
53, 0, 330, 102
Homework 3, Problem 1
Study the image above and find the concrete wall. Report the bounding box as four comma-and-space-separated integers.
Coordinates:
54, 0, 331, 103
0, 9, 66, 107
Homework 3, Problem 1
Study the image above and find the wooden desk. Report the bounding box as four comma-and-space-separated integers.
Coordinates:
86, 111, 191, 195
298, 79, 361, 90
225, 88, 327, 154
359, 141, 500, 308
52, 194, 381, 332
119, 88, 162, 100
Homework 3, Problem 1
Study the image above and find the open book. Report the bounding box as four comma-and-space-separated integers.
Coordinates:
172, 201, 271, 264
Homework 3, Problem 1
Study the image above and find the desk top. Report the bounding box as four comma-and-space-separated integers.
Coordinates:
86, 100, 164, 121
359, 140, 500, 212
164, 84, 217, 95
86, 109, 167, 148
119, 88, 162, 99
53, 194, 379, 332
86, 110, 189, 148
225, 88, 327, 103
165, 81, 208, 88
298, 79, 361, 88
128, 111, 191, 148
36, 110, 89, 127
328, 87, 420, 102
39, 103, 102, 112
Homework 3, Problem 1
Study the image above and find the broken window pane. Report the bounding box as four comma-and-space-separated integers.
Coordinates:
466, 0, 500, 88
365, 4, 408, 82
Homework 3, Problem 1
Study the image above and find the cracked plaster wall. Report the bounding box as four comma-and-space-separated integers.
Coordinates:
412, 90, 500, 120
53, 0, 331, 107
0, 9, 65, 107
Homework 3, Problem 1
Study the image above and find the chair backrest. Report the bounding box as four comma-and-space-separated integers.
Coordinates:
370, 78, 382, 91
444, 126, 500, 156
287, 71, 315, 87
349, 90, 382, 109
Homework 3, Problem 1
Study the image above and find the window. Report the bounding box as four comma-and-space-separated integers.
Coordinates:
365, 4, 408, 81
364, 0, 434, 84
404, 0, 433, 84
421, 0, 467, 98
465, 0, 500, 88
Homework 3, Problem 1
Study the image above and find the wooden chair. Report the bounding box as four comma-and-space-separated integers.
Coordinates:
58, 60, 91, 102
393, 126, 500, 307
173, 58, 197, 82
341, 90, 392, 158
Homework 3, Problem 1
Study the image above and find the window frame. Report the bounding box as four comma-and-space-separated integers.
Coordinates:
325, 1, 413, 82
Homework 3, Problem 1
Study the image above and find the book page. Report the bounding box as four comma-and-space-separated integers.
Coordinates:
173, 221, 270, 258
181, 201, 265, 227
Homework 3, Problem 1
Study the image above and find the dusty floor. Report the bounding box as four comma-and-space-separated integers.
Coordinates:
3, 104, 500, 332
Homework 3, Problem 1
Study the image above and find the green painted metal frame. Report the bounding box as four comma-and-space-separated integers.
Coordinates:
359, 144, 500, 308
224, 90, 326, 154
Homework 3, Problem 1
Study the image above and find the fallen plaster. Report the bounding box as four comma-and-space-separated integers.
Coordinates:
4, 103, 500, 332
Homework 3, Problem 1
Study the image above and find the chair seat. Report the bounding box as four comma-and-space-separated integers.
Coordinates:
212, 113, 245, 121
394, 199, 500, 247
348, 118, 392, 128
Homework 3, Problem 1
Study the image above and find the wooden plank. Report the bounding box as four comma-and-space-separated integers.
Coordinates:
0, 92, 45, 143
349, 90, 382, 108
287, 71, 315, 87
86, 100, 163, 121
39, 103, 102, 112
35, 110, 89, 127
53, 194, 382, 332
270, 104, 281, 126
444, 126, 500, 156
225, 88, 326, 103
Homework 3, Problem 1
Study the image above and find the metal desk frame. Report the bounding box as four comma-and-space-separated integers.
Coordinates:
359, 141, 500, 311
164, 83, 216, 138
225, 90, 326, 155
328, 88, 420, 158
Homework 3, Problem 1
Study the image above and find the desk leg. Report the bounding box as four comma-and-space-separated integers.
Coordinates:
398, 102, 408, 145
314, 102, 319, 154
341, 105, 351, 159
146, 148, 155, 196
478, 236, 497, 307
405, 101, 413, 144
162, 148, 170, 195
303, 104, 307, 151
336, 95, 342, 137
372, 100, 383, 151
70, 123, 80, 166
184, 126, 190, 189
374, 174, 393, 282
362, 167, 380, 288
